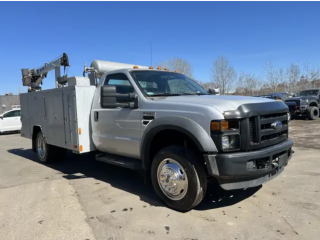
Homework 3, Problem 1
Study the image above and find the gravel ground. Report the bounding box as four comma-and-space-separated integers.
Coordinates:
0, 119, 319, 240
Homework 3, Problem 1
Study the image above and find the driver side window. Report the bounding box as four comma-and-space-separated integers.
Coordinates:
104, 73, 134, 94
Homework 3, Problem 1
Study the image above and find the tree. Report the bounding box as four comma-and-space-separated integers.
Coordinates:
211, 55, 237, 95
237, 72, 261, 96
159, 57, 193, 78
286, 63, 300, 93
264, 61, 286, 92
302, 61, 320, 89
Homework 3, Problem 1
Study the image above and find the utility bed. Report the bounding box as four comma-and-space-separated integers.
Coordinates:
20, 79, 96, 154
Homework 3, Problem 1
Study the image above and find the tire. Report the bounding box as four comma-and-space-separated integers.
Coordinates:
151, 146, 207, 212
36, 131, 67, 163
307, 106, 319, 120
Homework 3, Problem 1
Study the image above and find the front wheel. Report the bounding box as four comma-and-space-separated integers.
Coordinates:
307, 107, 319, 120
151, 146, 207, 212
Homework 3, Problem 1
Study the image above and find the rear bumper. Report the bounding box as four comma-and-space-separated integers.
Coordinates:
204, 139, 293, 190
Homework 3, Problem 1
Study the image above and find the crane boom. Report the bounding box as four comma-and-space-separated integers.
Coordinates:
21, 53, 70, 92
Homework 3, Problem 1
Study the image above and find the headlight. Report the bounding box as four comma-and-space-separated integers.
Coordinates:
221, 134, 240, 151
302, 99, 309, 104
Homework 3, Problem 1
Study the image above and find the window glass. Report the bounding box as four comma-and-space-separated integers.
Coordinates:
131, 71, 207, 96
3, 110, 19, 118
104, 73, 134, 94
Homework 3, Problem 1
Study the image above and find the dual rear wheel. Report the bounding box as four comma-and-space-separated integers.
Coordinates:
35, 132, 67, 163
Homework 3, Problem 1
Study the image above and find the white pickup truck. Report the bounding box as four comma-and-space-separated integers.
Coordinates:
20, 58, 294, 211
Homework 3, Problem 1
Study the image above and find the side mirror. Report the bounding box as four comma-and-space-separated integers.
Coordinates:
101, 85, 138, 109
208, 88, 217, 95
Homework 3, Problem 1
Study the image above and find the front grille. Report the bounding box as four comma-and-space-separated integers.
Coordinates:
285, 99, 301, 107
241, 112, 288, 151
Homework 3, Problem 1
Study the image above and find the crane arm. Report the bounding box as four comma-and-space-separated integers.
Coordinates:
21, 53, 70, 91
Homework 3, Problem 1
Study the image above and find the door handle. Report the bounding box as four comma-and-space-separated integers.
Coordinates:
94, 112, 99, 121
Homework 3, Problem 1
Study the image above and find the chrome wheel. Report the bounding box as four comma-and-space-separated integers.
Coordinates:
157, 158, 188, 201
288, 112, 291, 121
37, 135, 46, 159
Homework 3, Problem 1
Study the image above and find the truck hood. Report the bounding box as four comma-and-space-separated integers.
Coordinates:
155, 95, 275, 113
286, 96, 318, 101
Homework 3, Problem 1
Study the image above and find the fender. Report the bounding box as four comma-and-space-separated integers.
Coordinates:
308, 100, 319, 108
140, 116, 218, 170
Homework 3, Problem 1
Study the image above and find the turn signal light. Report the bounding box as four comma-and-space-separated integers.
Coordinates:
164, 68, 169, 71
133, 65, 138, 69
174, 70, 178, 73
157, 67, 161, 70
221, 121, 229, 131
211, 120, 239, 131
149, 66, 154, 69
211, 122, 220, 131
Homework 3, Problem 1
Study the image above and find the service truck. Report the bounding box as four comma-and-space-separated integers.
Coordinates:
20, 53, 294, 211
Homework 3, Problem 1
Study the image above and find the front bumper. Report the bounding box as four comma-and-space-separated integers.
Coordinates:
295, 104, 308, 112
204, 139, 293, 190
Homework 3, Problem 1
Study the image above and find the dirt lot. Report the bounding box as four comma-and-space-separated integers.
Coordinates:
0, 119, 319, 240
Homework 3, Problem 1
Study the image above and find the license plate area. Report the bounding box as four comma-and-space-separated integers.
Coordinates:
272, 152, 288, 168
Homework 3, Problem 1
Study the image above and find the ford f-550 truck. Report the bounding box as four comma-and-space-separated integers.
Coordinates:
20, 54, 294, 211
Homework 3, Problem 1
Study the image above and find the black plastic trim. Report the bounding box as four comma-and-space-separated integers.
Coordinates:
205, 139, 293, 178
223, 101, 289, 119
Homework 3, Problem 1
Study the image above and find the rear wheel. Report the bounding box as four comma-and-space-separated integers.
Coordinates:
307, 106, 319, 120
36, 131, 67, 163
151, 146, 207, 212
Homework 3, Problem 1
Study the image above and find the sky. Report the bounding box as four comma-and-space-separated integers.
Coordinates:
1, 1, 320, 95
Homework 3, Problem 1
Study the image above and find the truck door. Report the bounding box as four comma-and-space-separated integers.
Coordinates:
94, 73, 141, 159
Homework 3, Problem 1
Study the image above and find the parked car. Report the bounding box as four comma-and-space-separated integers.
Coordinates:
253, 95, 274, 99
0, 109, 22, 133
269, 92, 290, 101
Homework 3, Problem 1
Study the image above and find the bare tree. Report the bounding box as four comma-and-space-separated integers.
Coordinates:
302, 61, 320, 89
236, 72, 260, 96
159, 57, 193, 78
264, 61, 287, 92
211, 55, 237, 94
286, 63, 300, 93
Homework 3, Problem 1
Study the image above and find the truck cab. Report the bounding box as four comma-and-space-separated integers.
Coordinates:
20, 58, 294, 212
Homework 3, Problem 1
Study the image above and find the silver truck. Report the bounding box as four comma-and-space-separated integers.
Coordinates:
20, 53, 294, 211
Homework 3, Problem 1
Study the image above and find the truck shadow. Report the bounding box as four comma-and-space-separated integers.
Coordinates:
8, 148, 260, 212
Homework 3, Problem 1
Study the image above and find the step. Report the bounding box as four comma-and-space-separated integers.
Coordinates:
95, 153, 142, 170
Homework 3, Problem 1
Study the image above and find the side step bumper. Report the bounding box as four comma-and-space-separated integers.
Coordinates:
95, 153, 142, 170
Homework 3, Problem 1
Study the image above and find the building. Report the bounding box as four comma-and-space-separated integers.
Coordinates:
0, 93, 20, 114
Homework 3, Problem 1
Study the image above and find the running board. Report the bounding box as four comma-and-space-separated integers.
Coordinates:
95, 153, 142, 170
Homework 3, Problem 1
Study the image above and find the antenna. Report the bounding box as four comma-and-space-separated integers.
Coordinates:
150, 41, 153, 66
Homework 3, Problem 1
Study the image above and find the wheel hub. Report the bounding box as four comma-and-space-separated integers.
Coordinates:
157, 159, 188, 201
37, 136, 46, 158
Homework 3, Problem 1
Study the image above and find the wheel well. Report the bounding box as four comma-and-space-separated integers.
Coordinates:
145, 129, 202, 170
309, 102, 318, 107
32, 126, 41, 152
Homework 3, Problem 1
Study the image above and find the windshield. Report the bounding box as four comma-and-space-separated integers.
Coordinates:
298, 90, 319, 97
131, 71, 208, 96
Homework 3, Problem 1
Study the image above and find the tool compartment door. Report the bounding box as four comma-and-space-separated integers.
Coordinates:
63, 88, 78, 150
45, 90, 66, 147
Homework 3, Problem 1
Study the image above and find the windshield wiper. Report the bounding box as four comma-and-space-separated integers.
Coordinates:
178, 92, 208, 95
149, 93, 181, 97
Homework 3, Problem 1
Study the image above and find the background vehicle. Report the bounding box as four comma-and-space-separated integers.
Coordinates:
284, 89, 320, 120
0, 109, 21, 133
19, 54, 294, 211
269, 92, 290, 101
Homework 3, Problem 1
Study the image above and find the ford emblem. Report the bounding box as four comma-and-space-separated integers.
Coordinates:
271, 121, 282, 131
